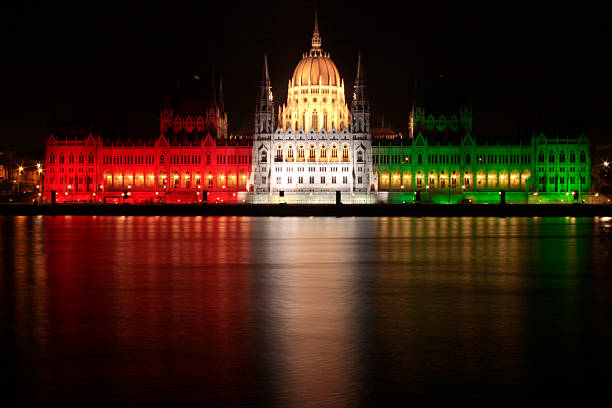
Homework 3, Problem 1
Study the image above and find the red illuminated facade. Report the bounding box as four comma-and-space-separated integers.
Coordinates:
43, 90, 252, 203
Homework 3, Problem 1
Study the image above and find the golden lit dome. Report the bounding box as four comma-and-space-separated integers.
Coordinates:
292, 54, 340, 87
279, 13, 350, 132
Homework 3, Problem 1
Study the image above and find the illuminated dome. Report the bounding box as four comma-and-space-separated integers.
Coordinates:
292, 53, 341, 87
279, 14, 350, 132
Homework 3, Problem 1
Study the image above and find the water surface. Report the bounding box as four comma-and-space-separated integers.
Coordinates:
2, 216, 611, 406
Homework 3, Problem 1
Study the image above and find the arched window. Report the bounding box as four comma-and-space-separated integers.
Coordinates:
297, 144, 305, 161
286, 145, 294, 161
160, 154, 165, 165
569, 151, 576, 163
261, 150, 267, 162
184, 171, 190, 188
323, 110, 328, 130
580, 151, 586, 163
312, 111, 318, 131
559, 151, 565, 163
538, 151, 545, 163
549, 151, 555, 163
78, 153, 84, 164
275, 145, 283, 162
69, 153, 74, 164
50, 153, 55, 164
173, 171, 180, 188
357, 150, 364, 162
331, 144, 338, 159
465, 153, 471, 164
309, 144, 316, 161
206, 154, 211, 164
88, 153, 94, 164
341, 144, 350, 161
417, 154, 422, 164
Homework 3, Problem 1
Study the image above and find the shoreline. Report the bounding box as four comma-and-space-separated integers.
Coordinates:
1, 203, 612, 217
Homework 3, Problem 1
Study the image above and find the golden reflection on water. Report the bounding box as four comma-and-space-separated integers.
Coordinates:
252, 217, 368, 407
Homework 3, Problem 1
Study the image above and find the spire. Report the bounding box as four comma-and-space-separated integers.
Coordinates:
355, 51, 363, 85
262, 52, 270, 84
351, 52, 369, 134
210, 72, 217, 108
256, 53, 274, 133
218, 78, 225, 115
311, 11, 321, 50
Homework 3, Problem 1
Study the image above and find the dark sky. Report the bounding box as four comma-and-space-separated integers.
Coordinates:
1, 1, 610, 150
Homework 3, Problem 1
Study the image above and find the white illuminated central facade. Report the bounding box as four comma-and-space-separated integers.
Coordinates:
251, 16, 374, 195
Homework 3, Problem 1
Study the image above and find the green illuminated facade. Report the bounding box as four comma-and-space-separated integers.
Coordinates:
372, 107, 591, 204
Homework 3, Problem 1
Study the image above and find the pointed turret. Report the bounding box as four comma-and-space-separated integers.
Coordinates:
255, 53, 274, 134
351, 52, 370, 134
210, 73, 217, 108
311, 11, 321, 50
218, 78, 225, 115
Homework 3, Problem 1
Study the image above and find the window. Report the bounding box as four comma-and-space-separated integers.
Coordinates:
287, 145, 294, 161
343, 176, 348, 184
288, 176, 292, 184
559, 151, 565, 163
331, 145, 338, 159
207, 154, 211, 164
309, 176, 314, 184
418, 154, 422, 164
160, 155, 165, 165
549, 151, 555, 163
316, 145, 324, 160
357, 176, 362, 184
261, 176, 267, 184
261, 150, 267, 162
580, 151, 586, 163
276, 177, 281, 184
298, 145, 305, 160
570, 151, 576, 163
341, 145, 350, 161
309, 145, 317, 161
88, 153, 94, 164
321, 176, 325, 184
298, 176, 303, 184
465, 153, 471, 164
332, 176, 336, 184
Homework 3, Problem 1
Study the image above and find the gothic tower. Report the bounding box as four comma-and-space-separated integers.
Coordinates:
350, 52, 369, 134
255, 53, 274, 134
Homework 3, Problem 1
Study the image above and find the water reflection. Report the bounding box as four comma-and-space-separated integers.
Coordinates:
1, 216, 611, 406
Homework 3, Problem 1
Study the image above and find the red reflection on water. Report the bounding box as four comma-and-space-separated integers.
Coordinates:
4, 216, 259, 405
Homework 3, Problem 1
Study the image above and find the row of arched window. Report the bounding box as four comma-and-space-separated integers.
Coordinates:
538, 150, 586, 163
377, 169, 532, 190
103, 171, 247, 190
49, 152, 95, 164
263, 143, 361, 163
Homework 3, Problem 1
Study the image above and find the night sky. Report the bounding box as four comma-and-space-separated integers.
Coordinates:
1, 1, 610, 151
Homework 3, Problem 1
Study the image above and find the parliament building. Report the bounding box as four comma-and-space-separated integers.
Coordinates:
42, 16, 592, 204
